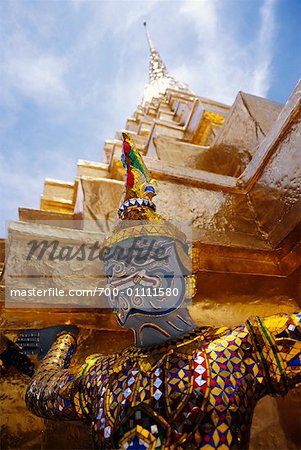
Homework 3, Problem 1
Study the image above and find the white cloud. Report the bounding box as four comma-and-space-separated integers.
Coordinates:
252, 0, 277, 95
0, 1, 71, 110
5, 55, 70, 106
181, 0, 218, 36
175, 0, 277, 104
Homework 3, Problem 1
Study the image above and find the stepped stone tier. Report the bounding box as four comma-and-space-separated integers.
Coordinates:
1, 23, 300, 450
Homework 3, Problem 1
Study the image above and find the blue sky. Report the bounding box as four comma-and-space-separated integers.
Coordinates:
1, 0, 300, 237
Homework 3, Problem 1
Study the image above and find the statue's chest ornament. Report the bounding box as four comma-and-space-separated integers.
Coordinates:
98, 335, 211, 449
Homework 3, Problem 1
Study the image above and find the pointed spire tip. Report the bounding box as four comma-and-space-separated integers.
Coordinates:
144, 21, 154, 52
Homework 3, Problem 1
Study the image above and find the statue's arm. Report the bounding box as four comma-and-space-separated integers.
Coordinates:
25, 332, 84, 420
247, 312, 301, 396
18, 327, 103, 421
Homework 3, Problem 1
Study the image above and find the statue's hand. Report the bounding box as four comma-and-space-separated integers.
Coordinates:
16, 325, 79, 360
0, 335, 35, 377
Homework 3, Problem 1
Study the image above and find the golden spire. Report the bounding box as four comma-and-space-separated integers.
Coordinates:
143, 21, 170, 84
142, 21, 191, 104
143, 20, 155, 52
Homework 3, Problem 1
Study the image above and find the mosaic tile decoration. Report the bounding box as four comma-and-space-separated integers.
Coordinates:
25, 312, 301, 449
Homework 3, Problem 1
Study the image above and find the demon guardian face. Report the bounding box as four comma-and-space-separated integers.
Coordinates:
104, 236, 189, 329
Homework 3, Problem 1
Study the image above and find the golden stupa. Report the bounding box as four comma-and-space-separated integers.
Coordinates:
0, 23, 300, 450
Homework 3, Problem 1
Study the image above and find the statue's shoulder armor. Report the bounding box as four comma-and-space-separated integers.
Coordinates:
246, 312, 301, 395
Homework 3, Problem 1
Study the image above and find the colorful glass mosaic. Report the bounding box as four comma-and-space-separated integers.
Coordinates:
25, 312, 301, 449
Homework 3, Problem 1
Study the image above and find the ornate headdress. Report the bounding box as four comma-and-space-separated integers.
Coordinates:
105, 133, 188, 248
104, 133, 195, 299
118, 132, 158, 221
